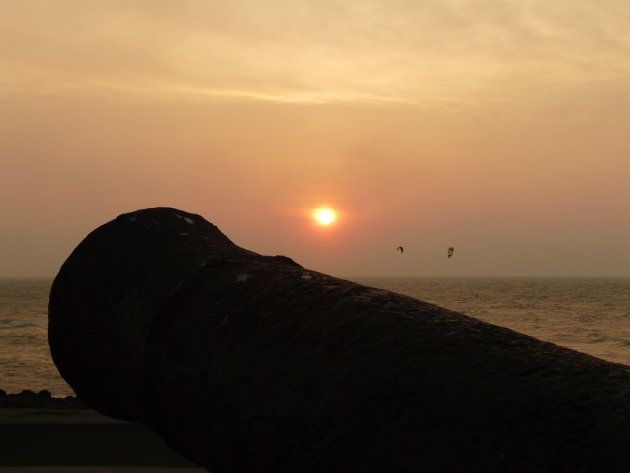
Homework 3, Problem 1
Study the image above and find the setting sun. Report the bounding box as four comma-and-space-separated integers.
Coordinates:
314, 208, 336, 225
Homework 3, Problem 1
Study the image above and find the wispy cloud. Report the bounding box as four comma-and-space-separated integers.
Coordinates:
1, 0, 629, 107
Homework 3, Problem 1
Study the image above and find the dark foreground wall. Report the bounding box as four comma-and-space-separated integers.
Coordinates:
49, 208, 630, 473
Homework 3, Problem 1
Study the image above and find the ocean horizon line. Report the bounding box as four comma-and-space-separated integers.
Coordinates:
2, 274, 630, 280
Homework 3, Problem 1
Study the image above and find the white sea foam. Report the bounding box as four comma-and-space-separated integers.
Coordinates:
7, 320, 33, 327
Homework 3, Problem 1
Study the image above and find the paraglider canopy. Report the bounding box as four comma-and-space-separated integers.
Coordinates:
396, 246, 404, 253
448, 247, 454, 258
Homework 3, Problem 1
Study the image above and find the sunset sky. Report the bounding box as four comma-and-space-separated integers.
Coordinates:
1, 0, 629, 277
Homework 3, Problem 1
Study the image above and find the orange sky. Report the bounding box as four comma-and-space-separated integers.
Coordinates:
1, 0, 629, 277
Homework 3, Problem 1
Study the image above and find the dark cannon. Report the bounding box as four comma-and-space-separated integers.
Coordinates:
49, 207, 630, 473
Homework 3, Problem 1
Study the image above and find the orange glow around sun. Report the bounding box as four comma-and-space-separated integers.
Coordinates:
313, 208, 336, 225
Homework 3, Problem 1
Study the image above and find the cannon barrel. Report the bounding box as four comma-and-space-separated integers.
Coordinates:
49, 207, 630, 473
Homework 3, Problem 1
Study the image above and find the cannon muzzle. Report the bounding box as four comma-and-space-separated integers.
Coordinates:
49, 207, 630, 473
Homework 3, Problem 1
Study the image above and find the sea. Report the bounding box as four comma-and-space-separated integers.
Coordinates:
1, 277, 629, 397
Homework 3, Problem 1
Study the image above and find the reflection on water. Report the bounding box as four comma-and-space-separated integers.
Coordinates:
352, 277, 630, 366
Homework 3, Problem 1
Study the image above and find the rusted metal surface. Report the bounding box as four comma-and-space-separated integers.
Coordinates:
49, 208, 630, 473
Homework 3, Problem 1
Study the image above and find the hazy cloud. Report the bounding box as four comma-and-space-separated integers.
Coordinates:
2, 0, 629, 107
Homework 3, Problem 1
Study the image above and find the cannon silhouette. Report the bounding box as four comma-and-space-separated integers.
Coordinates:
49, 208, 630, 472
